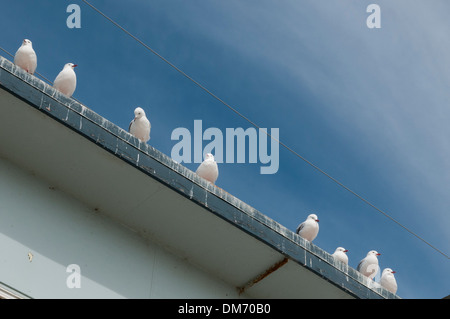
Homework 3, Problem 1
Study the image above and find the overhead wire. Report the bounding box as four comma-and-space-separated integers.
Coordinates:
80, 0, 449, 259
2, 1, 445, 259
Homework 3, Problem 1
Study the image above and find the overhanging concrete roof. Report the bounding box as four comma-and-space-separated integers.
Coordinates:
0, 55, 399, 299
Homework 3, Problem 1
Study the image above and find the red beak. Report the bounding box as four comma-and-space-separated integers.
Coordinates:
73, 64, 78, 68
344, 249, 348, 252
391, 271, 396, 274
376, 253, 381, 256
316, 219, 319, 222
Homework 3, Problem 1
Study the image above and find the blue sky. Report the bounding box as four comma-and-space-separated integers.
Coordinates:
1, 0, 449, 299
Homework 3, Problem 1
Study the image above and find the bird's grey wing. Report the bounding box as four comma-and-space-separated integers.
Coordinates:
357, 259, 364, 271
296, 222, 305, 234
128, 119, 134, 132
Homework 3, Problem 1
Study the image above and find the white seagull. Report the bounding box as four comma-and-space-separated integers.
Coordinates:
14, 39, 37, 75
296, 214, 319, 242
129, 107, 151, 142
196, 153, 218, 184
332, 247, 349, 265
380, 268, 398, 294
53, 63, 77, 97
357, 250, 381, 279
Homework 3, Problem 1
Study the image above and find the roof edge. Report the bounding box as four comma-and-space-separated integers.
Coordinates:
0, 55, 399, 299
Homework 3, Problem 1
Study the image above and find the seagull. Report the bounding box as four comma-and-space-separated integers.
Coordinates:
357, 250, 381, 279
332, 247, 349, 265
129, 107, 151, 142
196, 153, 218, 184
53, 63, 77, 97
380, 268, 398, 294
296, 214, 319, 242
14, 39, 37, 74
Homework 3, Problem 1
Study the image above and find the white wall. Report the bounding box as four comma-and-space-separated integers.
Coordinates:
0, 156, 241, 298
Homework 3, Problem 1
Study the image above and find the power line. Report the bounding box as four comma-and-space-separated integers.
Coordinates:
80, 0, 449, 260
1, 1, 444, 260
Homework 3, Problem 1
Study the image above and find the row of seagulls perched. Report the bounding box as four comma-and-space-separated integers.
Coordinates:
127, 108, 219, 184
296, 214, 397, 294
14, 39, 77, 97
12, 38, 395, 295
356, 250, 397, 294
14, 39, 217, 186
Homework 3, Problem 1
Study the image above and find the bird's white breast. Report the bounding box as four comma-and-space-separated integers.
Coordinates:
130, 117, 151, 142
298, 220, 319, 241
54, 69, 77, 96
196, 160, 218, 184
14, 46, 37, 74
